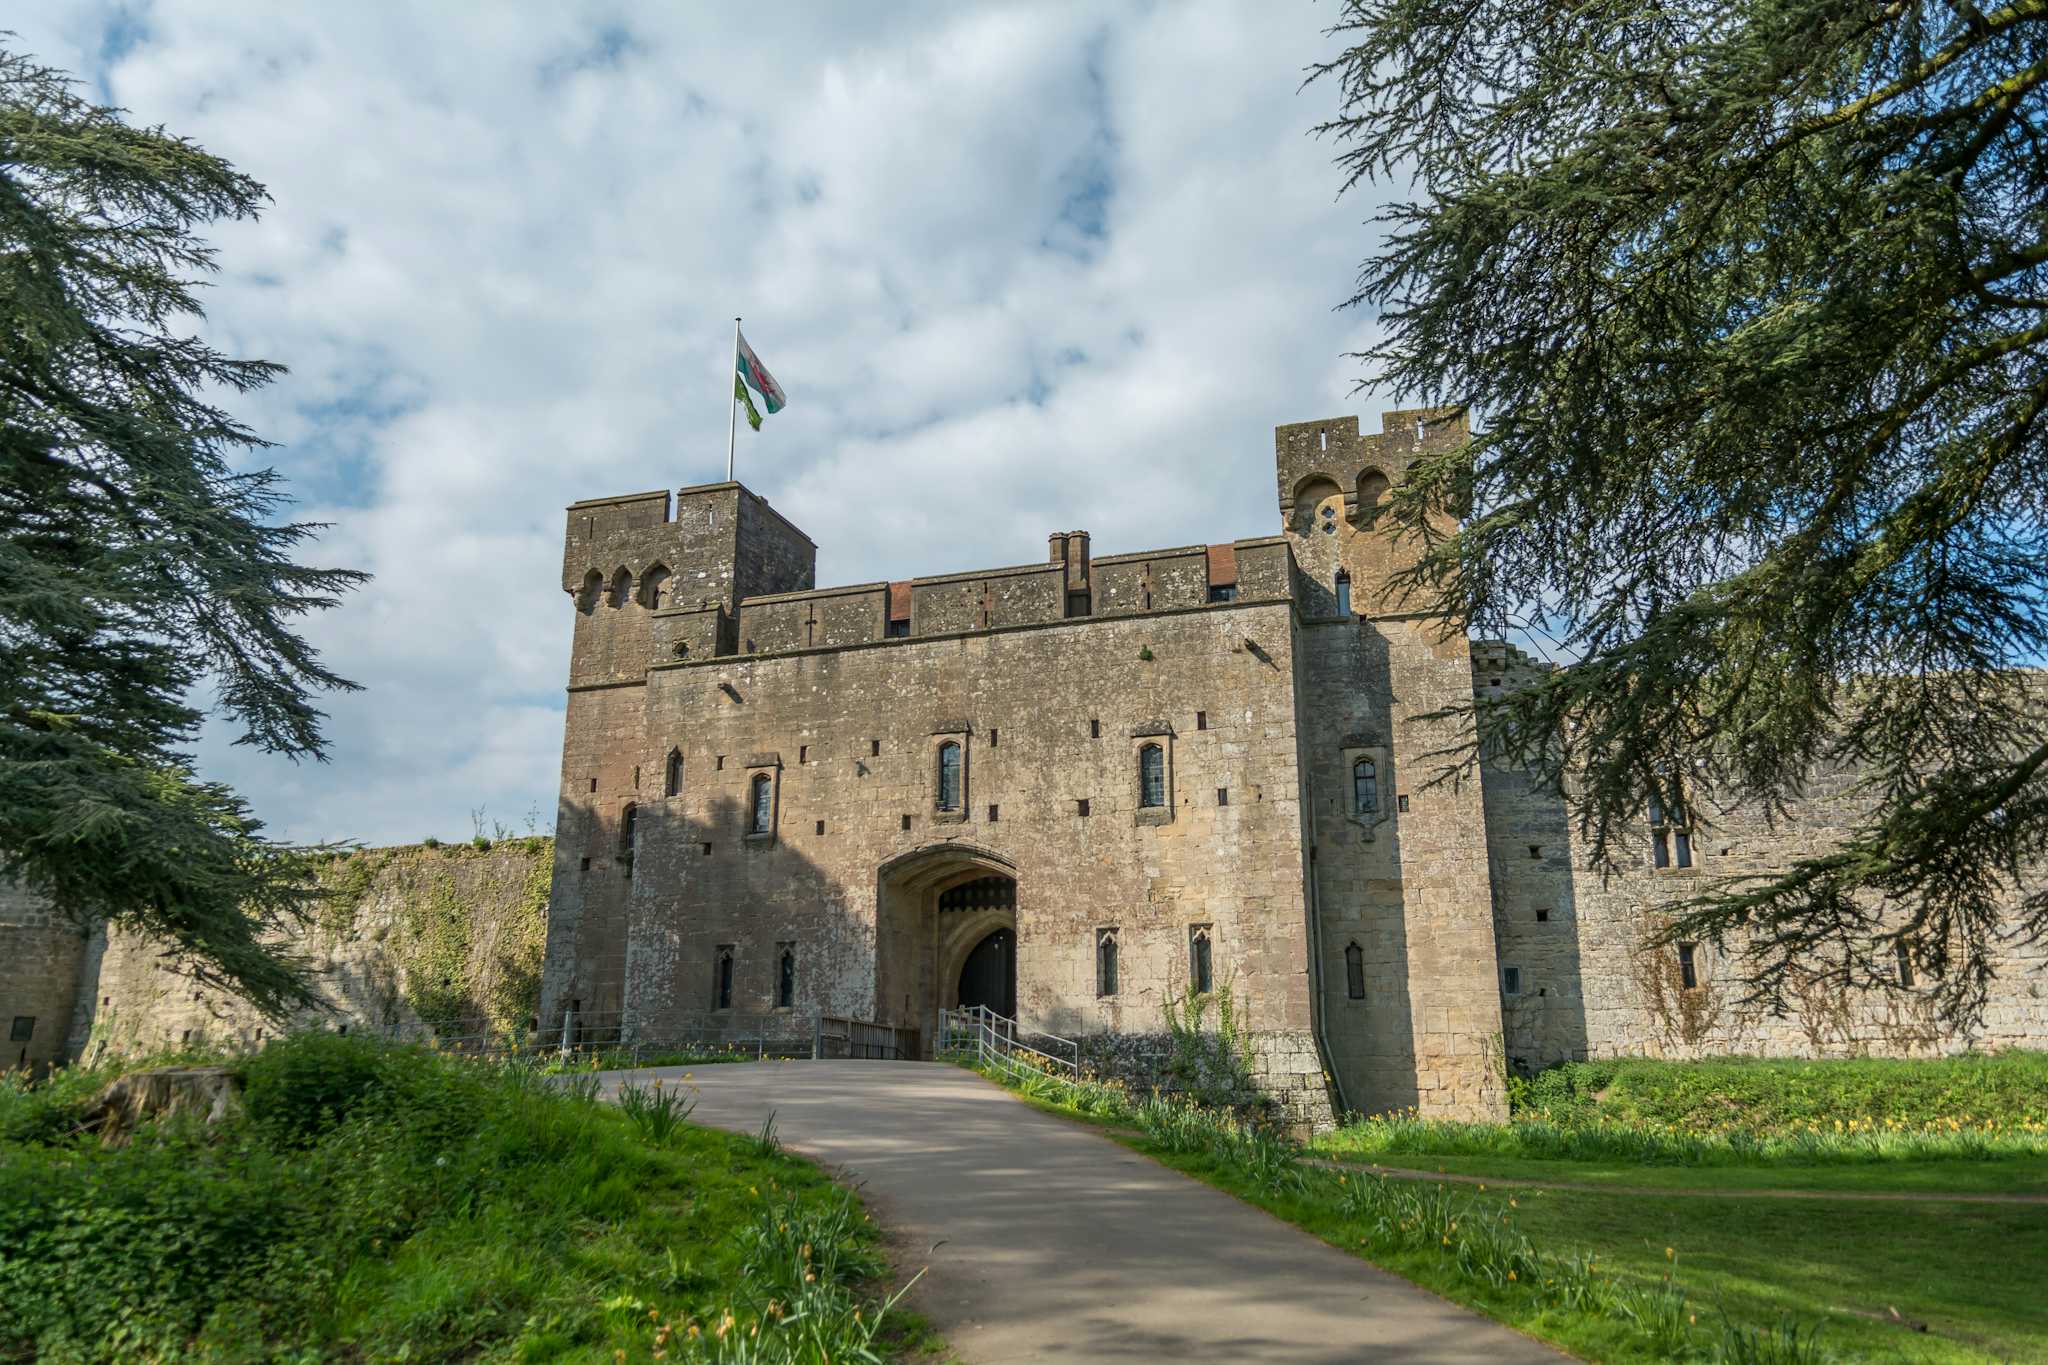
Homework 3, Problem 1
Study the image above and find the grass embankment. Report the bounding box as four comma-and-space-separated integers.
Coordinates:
0, 1034, 932, 1363
1314, 1052, 2048, 1170
962, 1050, 2048, 1363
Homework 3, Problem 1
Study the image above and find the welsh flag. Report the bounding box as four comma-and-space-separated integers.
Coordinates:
736, 328, 786, 421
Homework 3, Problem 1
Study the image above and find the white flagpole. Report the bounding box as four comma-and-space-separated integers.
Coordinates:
726, 316, 741, 482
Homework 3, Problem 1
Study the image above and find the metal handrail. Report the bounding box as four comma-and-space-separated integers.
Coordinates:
938, 1003, 1077, 1077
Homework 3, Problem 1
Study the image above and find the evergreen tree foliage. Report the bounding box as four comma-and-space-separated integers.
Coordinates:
1315, 3, 2047, 1024
0, 47, 365, 1015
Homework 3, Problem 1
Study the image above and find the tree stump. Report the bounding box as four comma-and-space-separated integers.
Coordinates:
81, 1066, 245, 1147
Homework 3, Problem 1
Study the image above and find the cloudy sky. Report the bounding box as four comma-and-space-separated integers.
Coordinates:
13, 3, 1408, 847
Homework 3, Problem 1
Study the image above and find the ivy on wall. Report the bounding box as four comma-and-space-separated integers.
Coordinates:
316, 839, 552, 1038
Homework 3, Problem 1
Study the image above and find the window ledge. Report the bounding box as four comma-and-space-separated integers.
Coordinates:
932, 808, 968, 825
1135, 807, 1174, 827
743, 831, 777, 845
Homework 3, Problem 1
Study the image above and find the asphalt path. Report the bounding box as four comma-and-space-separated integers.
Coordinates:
597, 1059, 1565, 1363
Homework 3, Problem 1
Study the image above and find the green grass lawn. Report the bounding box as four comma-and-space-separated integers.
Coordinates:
1502, 1184, 2048, 1363
1, 1034, 939, 1363
1322, 1151, 2048, 1196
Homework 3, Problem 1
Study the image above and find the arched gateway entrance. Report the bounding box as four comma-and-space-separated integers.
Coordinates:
874, 843, 1017, 1050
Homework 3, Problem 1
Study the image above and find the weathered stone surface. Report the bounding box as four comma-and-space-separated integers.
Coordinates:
42, 842, 552, 1063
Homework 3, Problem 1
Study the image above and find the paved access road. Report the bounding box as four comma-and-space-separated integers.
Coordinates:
598, 1059, 1564, 1363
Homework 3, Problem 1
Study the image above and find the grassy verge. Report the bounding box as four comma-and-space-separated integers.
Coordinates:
1, 1033, 937, 1363
538, 1044, 766, 1074
1318, 1150, 2048, 1196
955, 1054, 2038, 1363
1309, 1109, 2048, 1171
1499, 1051, 2048, 1140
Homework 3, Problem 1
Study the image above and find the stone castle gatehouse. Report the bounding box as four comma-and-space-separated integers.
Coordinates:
537, 409, 2047, 1127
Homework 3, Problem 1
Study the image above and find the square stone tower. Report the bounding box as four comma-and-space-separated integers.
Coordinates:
540, 481, 815, 1030
1280, 409, 1507, 1120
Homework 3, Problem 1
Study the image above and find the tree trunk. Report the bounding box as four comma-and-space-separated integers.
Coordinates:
81, 1066, 245, 1147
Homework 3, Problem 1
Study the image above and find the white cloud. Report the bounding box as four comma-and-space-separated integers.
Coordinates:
9, 1, 1409, 844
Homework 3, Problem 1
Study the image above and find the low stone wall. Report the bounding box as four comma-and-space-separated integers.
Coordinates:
68, 840, 554, 1062
1077, 1027, 1336, 1131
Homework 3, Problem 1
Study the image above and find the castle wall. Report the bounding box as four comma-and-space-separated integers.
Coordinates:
0, 877, 88, 1073
39, 843, 553, 1064
613, 581, 1335, 1125
1475, 642, 2048, 1067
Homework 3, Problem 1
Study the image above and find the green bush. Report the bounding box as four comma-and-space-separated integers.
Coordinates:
0, 1032, 912, 1362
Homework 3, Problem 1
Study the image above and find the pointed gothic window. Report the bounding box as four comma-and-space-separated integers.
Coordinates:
777, 943, 796, 1009
715, 946, 735, 1010
664, 749, 683, 798
1335, 571, 1352, 616
619, 803, 637, 854
1353, 758, 1378, 814
936, 741, 962, 810
1344, 942, 1366, 999
1139, 744, 1166, 808
750, 773, 772, 833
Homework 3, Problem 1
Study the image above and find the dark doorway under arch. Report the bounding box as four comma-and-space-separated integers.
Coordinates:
958, 928, 1016, 1017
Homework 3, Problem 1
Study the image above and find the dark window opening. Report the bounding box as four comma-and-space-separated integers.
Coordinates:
750, 774, 773, 833
588, 778, 597, 793
1397, 794, 1410, 812
1195, 710, 1207, 731
1529, 844, 1541, 859
871, 739, 881, 757
632, 765, 640, 789
1066, 590, 1091, 618
715, 947, 735, 1010
579, 857, 591, 872
1335, 572, 1352, 616
664, 749, 683, 797
1897, 943, 1916, 988
716, 754, 726, 770
777, 945, 796, 1009
8, 1017, 32, 1043
901, 813, 912, 831
1189, 925, 1214, 994
988, 804, 999, 822
1344, 943, 1366, 1000
1650, 792, 1694, 869
619, 803, 637, 854
1217, 787, 1229, 807
1678, 942, 1699, 990
1139, 744, 1166, 808
1536, 907, 1550, 923
885, 618, 910, 638
799, 744, 809, 764
1096, 928, 1119, 997
936, 741, 963, 810
701, 842, 713, 856
1089, 718, 1101, 738
1353, 758, 1379, 814
989, 727, 998, 747
815, 819, 826, 835
1207, 584, 1237, 603
1077, 798, 1091, 818
1502, 966, 1522, 996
